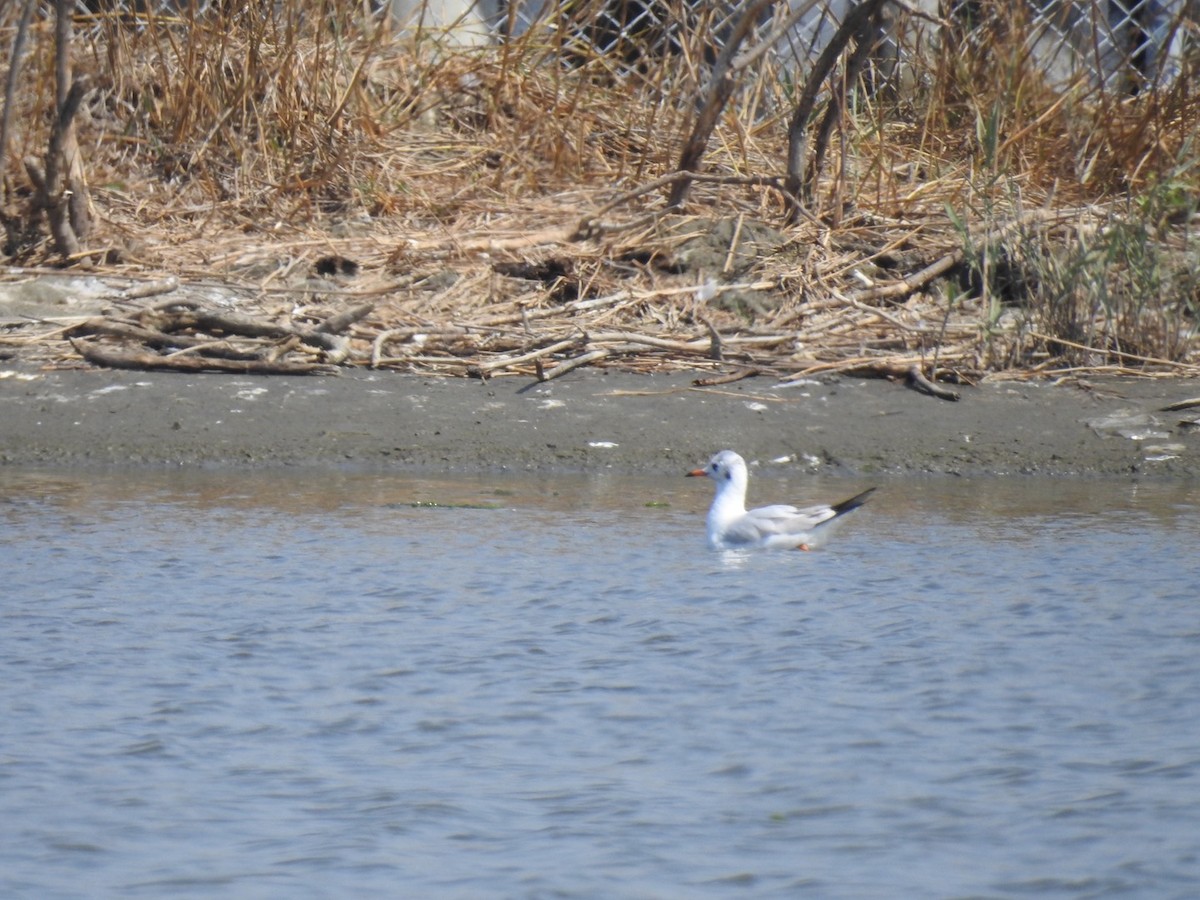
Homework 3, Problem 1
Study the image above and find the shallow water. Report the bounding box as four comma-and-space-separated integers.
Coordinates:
2, 469, 1198, 899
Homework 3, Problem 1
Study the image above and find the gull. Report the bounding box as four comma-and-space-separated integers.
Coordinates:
687, 450, 875, 550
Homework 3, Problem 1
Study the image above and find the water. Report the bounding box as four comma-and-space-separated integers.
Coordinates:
2, 469, 1198, 899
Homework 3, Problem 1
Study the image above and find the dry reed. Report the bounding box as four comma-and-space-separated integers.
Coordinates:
0, 1, 1197, 381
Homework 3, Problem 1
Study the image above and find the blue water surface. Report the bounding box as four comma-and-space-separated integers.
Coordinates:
1, 470, 1198, 899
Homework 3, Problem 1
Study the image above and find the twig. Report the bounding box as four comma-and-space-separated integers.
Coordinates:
370, 355, 477, 370
781, 349, 974, 381
473, 336, 582, 375
721, 213, 746, 275
1027, 331, 1200, 373
693, 367, 762, 386
539, 348, 611, 382
698, 315, 724, 361
161, 340, 271, 361
584, 331, 710, 354
119, 277, 180, 301
371, 328, 404, 368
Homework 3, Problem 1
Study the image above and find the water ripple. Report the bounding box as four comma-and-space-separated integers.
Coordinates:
1, 472, 1198, 898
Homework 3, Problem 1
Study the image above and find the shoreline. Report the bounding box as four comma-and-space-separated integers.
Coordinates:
1, 365, 1197, 477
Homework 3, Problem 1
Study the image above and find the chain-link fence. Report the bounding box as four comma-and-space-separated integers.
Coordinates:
945, 1, 1191, 92
63, 1, 1194, 95
387, 0, 1194, 93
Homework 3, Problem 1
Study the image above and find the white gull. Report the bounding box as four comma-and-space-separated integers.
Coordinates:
688, 450, 875, 551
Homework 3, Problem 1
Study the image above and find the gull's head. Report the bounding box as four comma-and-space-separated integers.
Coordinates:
687, 450, 747, 486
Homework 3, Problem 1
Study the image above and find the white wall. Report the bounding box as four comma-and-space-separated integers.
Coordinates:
389, 0, 503, 46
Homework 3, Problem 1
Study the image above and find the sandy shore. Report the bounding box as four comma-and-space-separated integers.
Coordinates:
1, 364, 1197, 477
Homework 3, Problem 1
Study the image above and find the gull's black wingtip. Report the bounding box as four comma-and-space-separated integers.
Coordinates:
832, 487, 877, 516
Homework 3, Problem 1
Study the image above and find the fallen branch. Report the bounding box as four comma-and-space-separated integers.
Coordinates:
471, 336, 582, 376
906, 364, 960, 401
848, 208, 1085, 306
584, 331, 710, 354
70, 339, 337, 375
315, 301, 375, 335
780, 349, 975, 382
540, 347, 611, 381
110, 277, 181, 302
68, 317, 266, 359
149, 306, 367, 356
1161, 397, 1200, 412
369, 355, 477, 370
693, 367, 762, 386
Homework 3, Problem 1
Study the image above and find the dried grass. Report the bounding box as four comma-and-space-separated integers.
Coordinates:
1, 1, 1198, 381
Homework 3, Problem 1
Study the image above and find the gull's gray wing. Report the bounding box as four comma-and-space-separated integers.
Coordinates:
724, 490, 876, 547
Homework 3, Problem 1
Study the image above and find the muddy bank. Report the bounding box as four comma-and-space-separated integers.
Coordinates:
1, 364, 1197, 477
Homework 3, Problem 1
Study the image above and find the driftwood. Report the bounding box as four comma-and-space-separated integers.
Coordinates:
0, 0, 1194, 389
118, 277, 180, 301
905, 364, 961, 401
71, 339, 338, 374
693, 367, 762, 386
70, 317, 265, 360
315, 301, 375, 335
68, 300, 375, 374
1162, 397, 1200, 412
541, 348, 612, 381
9, 191, 1191, 384
470, 336, 583, 377
780, 350, 974, 384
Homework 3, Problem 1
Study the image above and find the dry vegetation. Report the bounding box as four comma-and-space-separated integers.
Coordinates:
2, 0, 1198, 383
